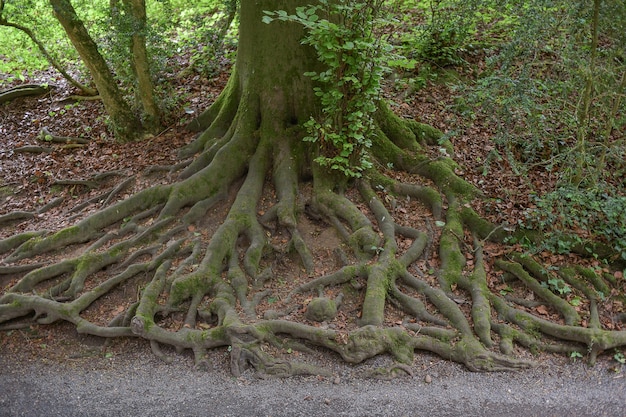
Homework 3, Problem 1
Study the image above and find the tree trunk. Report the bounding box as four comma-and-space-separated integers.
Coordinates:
50, 0, 143, 141
239, 0, 320, 123
191, 0, 320, 136
123, 0, 161, 133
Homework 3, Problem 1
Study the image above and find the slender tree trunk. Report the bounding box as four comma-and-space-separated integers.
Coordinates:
50, 0, 143, 141
123, 0, 160, 133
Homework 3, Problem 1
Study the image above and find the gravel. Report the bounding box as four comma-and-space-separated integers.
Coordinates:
2, 346, 625, 417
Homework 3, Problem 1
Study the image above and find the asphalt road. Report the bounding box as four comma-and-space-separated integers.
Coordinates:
1, 351, 625, 417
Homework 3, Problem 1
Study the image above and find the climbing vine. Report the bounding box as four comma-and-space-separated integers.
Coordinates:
264, 0, 388, 178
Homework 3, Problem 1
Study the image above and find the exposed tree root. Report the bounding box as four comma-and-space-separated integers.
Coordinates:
3, 77, 626, 378
0, 84, 55, 104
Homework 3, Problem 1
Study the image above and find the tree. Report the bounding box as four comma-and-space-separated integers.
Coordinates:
0, 0, 96, 95
1, 0, 162, 137
49, 0, 159, 140
1, 0, 625, 377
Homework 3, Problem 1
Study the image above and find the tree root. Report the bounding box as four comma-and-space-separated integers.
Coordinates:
2, 84, 625, 378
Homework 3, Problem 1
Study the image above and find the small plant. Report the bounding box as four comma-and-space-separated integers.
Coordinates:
370, 245, 384, 255
614, 351, 626, 365
395, 0, 484, 67
499, 286, 514, 296
570, 351, 583, 360
569, 295, 582, 306
541, 278, 571, 296
264, 0, 391, 178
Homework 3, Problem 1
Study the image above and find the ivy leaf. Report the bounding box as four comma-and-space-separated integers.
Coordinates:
296, 8, 308, 20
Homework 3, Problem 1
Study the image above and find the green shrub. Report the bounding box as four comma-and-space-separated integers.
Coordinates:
523, 185, 626, 261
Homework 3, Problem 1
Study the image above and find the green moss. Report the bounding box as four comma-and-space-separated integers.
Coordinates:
368, 171, 396, 191
405, 120, 443, 146
420, 159, 477, 197
76, 252, 103, 270
0, 186, 14, 197
305, 297, 337, 322
52, 225, 82, 243
515, 314, 542, 339
134, 315, 155, 332
170, 275, 211, 305
439, 208, 465, 288
461, 206, 509, 242
342, 280, 361, 297
209, 325, 227, 341
386, 328, 414, 364
374, 101, 419, 150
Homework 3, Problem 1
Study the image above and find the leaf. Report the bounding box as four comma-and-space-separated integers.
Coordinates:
296, 8, 308, 20
535, 305, 549, 316
435, 221, 446, 227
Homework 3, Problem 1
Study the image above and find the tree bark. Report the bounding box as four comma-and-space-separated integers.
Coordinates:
191, 0, 321, 136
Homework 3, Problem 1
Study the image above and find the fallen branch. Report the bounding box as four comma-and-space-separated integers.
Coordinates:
0, 84, 55, 103
14, 145, 53, 154
38, 127, 90, 145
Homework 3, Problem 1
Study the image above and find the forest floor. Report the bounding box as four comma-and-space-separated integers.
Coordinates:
1, 51, 626, 415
